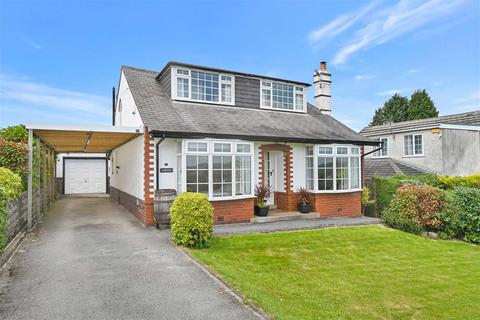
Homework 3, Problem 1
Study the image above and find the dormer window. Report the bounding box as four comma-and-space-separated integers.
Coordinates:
172, 66, 235, 105
261, 81, 306, 113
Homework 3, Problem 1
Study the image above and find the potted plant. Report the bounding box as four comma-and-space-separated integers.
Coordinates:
254, 184, 270, 217
296, 187, 312, 214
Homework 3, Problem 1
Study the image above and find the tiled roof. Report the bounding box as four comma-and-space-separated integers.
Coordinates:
122, 66, 378, 145
364, 158, 432, 179
360, 110, 480, 136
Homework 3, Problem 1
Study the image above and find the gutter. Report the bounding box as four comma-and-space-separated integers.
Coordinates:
150, 130, 380, 146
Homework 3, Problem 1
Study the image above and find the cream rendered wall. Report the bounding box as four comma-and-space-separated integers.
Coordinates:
442, 128, 480, 176
115, 71, 143, 127
110, 135, 144, 200
364, 129, 443, 173
291, 143, 307, 191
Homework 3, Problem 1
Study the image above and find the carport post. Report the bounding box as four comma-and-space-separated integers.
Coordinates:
27, 129, 33, 230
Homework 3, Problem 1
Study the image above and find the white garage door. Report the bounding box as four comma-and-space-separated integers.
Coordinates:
64, 159, 107, 194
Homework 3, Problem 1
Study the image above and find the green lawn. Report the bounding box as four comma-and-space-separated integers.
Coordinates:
191, 226, 480, 320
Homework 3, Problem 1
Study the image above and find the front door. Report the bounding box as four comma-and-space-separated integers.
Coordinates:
264, 151, 284, 205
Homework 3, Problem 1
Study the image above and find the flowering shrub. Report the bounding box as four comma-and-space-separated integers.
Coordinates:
382, 185, 445, 234
0, 138, 29, 178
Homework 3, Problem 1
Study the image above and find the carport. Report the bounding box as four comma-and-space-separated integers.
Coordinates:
25, 123, 142, 229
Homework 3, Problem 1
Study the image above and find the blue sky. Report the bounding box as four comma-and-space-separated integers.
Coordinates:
1, 0, 479, 131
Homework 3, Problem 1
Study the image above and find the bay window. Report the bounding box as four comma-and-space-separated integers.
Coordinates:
180, 140, 253, 199
173, 67, 235, 105
261, 81, 306, 112
307, 145, 361, 192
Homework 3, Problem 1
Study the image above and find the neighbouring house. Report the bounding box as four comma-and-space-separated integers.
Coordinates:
360, 111, 480, 179
109, 61, 378, 226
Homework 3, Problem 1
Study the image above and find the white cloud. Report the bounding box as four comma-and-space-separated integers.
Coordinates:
0, 74, 111, 118
378, 89, 405, 96
408, 69, 418, 74
307, 1, 378, 49
354, 74, 375, 81
331, 0, 467, 65
20, 36, 43, 50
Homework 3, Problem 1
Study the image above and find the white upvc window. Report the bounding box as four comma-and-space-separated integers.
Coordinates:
404, 134, 423, 156
180, 139, 254, 200
306, 145, 361, 193
373, 137, 389, 158
172, 66, 235, 105
305, 146, 314, 190
260, 80, 306, 113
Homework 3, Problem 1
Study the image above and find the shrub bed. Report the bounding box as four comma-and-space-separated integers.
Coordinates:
438, 187, 480, 243
0, 167, 23, 253
383, 185, 444, 234
170, 192, 213, 248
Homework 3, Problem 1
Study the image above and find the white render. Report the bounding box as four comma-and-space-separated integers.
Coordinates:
110, 135, 144, 200
364, 126, 480, 176
115, 71, 144, 127
313, 62, 331, 113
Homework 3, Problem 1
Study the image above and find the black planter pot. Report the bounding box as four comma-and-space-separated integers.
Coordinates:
255, 206, 269, 217
298, 203, 312, 214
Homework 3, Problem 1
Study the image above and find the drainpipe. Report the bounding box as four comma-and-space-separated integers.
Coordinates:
360, 142, 383, 188
112, 87, 116, 126
155, 135, 166, 190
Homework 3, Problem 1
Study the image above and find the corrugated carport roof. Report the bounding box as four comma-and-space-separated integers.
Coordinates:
25, 123, 143, 153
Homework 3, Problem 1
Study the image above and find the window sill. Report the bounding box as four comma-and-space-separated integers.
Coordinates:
209, 195, 256, 202
173, 97, 235, 106
402, 154, 424, 158
309, 189, 362, 194
259, 106, 307, 114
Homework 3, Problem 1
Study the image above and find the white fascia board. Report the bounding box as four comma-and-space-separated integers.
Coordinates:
439, 124, 480, 132
25, 123, 143, 133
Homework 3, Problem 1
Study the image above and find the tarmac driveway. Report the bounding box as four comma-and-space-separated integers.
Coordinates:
0, 196, 259, 320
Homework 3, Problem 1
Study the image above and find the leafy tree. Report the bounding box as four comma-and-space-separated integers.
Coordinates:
407, 89, 438, 120
370, 94, 409, 126
0, 125, 28, 142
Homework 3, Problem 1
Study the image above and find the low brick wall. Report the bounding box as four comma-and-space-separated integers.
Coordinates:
110, 187, 145, 223
311, 191, 362, 217
211, 198, 255, 224
274, 191, 362, 217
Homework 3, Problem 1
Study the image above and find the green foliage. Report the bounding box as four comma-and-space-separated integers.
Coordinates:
0, 138, 29, 178
382, 185, 445, 234
373, 175, 440, 215
407, 89, 439, 121
0, 125, 28, 142
361, 187, 375, 206
437, 174, 480, 189
0, 167, 22, 199
370, 90, 438, 126
439, 188, 480, 243
370, 93, 409, 126
0, 167, 23, 254
170, 192, 213, 248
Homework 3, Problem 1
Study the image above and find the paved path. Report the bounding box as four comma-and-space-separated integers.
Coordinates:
0, 197, 259, 320
215, 216, 381, 235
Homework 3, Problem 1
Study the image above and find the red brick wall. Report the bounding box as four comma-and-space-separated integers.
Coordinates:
111, 186, 145, 222
211, 198, 255, 224
274, 191, 298, 211
143, 128, 155, 226
311, 191, 362, 217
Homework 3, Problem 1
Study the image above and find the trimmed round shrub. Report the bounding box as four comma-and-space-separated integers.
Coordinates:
170, 192, 213, 248
439, 187, 480, 243
382, 185, 444, 234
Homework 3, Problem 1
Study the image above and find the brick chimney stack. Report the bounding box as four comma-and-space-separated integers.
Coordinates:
313, 61, 332, 114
